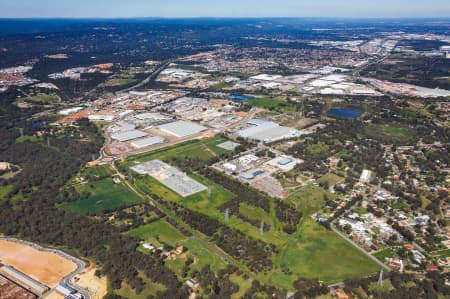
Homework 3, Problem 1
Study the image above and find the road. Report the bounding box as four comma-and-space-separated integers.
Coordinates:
0, 237, 90, 299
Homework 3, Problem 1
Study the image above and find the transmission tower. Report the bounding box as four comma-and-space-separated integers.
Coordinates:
377, 269, 383, 286
225, 208, 230, 222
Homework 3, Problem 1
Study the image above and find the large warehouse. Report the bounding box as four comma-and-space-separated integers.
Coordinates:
237, 119, 307, 143
111, 129, 148, 142
131, 160, 207, 197
131, 136, 165, 149
158, 120, 207, 138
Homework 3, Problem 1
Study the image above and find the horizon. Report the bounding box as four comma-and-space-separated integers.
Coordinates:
1, 0, 450, 19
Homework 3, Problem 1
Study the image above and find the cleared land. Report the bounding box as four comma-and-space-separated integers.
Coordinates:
60, 178, 144, 215
72, 267, 107, 299
0, 240, 77, 288
247, 96, 297, 112
365, 123, 415, 144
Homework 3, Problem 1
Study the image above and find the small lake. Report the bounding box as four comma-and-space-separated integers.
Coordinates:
328, 108, 362, 119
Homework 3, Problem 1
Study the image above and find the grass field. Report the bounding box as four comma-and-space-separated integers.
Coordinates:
372, 248, 394, 261
286, 185, 335, 215
127, 220, 227, 277
365, 123, 415, 144
127, 219, 186, 247
23, 93, 61, 104
230, 274, 253, 299
104, 78, 138, 87
265, 218, 380, 289
0, 185, 13, 199
430, 248, 450, 257
60, 178, 144, 215
124, 136, 229, 168
247, 96, 297, 112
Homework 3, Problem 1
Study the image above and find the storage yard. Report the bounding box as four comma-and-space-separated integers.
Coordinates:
131, 160, 208, 197
216, 153, 302, 198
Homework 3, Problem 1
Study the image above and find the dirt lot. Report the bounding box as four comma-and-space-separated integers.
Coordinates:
72, 267, 107, 299
0, 241, 77, 288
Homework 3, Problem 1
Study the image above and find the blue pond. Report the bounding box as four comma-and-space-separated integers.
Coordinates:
228, 94, 253, 102
328, 108, 362, 119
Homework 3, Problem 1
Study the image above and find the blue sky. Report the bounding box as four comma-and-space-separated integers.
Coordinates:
0, 0, 449, 18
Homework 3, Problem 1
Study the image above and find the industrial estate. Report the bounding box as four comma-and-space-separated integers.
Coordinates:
0, 15, 449, 299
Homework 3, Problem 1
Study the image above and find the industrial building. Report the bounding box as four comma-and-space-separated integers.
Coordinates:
131, 136, 165, 149
131, 160, 207, 197
0, 265, 49, 297
158, 120, 207, 138
0, 274, 37, 299
267, 156, 301, 171
237, 119, 306, 143
111, 129, 148, 142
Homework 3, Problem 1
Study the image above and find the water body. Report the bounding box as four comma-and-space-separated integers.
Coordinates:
229, 94, 253, 102
328, 108, 362, 119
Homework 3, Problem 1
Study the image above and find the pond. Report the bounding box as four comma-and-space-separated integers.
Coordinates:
328, 108, 362, 119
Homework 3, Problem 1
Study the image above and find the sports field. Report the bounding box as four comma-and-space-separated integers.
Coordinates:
60, 178, 144, 215
0, 240, 77, 288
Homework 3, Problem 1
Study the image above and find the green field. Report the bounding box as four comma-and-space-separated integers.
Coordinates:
16, 135, 42, 143
265, 218, 380, 289
230, 274, 253, 299
124, 136, 229, 168
286, 185, 335, 215
0, 185, 13, 199
104, 78, 138, 87
365, 123, 415, 144
430, 248, 450, 257
127, 220, 227, 277
127, 219, 186, 247
23, 93, 61, 104
373, 248, 394, 261
247, 96, 297, 112
60, 178, 144, 215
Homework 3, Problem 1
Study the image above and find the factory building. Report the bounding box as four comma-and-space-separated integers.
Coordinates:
237, 119, 307, 143
158, 120, 207, 138
131, 136, 165, 149
111, 130, 148, 142
0, 265, 49, 297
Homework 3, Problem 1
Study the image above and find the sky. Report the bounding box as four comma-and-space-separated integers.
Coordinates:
0, 0, 449, 18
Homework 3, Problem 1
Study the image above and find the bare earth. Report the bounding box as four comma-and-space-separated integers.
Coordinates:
0, 240, 77, 288
72, 267, 107, 299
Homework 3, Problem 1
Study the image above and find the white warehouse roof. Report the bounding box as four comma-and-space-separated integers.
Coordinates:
111, 130, 148, 142
131, 136, 165, 149
158, 120, 207, 138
